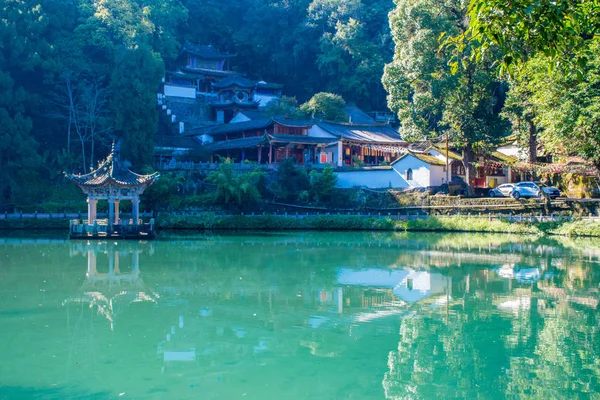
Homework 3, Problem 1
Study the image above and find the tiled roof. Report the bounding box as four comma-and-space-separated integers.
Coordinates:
431, 145, 462, 160
393, 152, 446, 166
317, 122, 402, 143
490, 151, 518, 164
180, 67, 240, 77
273, 117, 315, 127
268, 134, 335, 145
153, 135, 205, 151
181, 42, 235, 60
65, 145, 159, 187
212, 76, 256, 89
204, 136, 269, 152
343, 104, 376, 124
187, 118, 274, 137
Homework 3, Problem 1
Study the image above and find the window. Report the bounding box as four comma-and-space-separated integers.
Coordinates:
406, 168, 413, 180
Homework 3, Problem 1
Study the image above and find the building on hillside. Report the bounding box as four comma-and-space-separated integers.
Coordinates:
311, 122, 405, 167
164, 42, 238, 98
211, 76, 261, 123
161, 41, 283, 123
185, 115, 406, 168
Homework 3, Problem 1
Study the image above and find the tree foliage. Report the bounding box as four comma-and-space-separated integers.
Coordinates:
298, 92, 348, 121
207, 159, 267, 208
383, 0, 508, 193
465, 0, 600, 73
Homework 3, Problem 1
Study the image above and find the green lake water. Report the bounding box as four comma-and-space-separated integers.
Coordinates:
1, 231, 599, 399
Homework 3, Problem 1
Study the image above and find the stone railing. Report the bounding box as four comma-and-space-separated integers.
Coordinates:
69, 218, 155, 238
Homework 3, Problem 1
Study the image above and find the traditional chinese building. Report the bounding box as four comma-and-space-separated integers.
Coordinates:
164, 42, 238, 98
162, 41, 283, 110
65, 144, 159, 239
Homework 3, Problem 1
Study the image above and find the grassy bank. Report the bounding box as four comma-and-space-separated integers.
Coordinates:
3, 214, 600, 238
158, 214, 548, 235
0, 219, 68, 230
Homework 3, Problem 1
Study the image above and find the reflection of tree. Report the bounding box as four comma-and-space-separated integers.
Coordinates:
383, 272, 512, 399
506, 304, 600, 398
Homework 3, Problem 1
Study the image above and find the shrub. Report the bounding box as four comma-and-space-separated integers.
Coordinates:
309, 165, 338, 203
206, 160, 266, 209
269, 158, 310, 202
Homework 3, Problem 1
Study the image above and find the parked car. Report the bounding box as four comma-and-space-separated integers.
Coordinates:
511, 181, 542, 199
534, 181, 562, 199
489, 183, 515, 197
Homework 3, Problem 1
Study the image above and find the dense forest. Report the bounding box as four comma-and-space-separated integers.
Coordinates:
0, 0, 394, 206
1, 0, 599, 207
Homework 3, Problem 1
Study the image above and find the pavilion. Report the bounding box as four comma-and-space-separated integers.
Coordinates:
65, 143, 159, 239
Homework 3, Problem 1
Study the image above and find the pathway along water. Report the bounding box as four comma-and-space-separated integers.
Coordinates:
0, 231, 599, 399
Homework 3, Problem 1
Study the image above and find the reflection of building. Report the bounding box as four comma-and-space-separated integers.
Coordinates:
394, 271, 450, 303
63, 242, 158, 330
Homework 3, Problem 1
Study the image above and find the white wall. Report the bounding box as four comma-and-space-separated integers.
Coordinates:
336, 169, 410, 189
391, 155, 432, 188
430, 165, 447, 187
164, 84, 196, 99
229, 112, 251, 123
497, 144, 528, 161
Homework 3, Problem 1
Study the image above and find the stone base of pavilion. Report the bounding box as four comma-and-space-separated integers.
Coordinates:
69, 218, 156, 240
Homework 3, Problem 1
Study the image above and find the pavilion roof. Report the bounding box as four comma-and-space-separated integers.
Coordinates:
64, 145, 159, 187
181, 42, 236, 60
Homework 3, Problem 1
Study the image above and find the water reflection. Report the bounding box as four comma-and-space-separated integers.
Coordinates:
0, 232, 599, 399
64, 242, 158, 330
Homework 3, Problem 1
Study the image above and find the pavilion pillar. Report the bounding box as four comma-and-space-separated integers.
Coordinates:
108, 199, 115, 228
258, 146, 262, 164
114, 250, 120, 274
113, 200, 120, 225
337, 141, 344, 167
132, 250, 140, 272
87, 198, 98, 225
108, 250, 114, 275
86, 250, 97, 277
269, 144, 273, 164
132, 197, 140, 225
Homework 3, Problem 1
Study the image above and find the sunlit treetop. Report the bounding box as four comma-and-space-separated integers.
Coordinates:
464, 0, 600, 75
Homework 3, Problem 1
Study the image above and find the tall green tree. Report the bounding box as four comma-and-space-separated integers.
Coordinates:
465, 0, 600, 73
383, 0, 508, 193
521, 40, 600, 170
110, 46, 164, 167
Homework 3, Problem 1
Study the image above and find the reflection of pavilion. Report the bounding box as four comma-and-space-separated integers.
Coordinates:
63, 242, 158, 330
